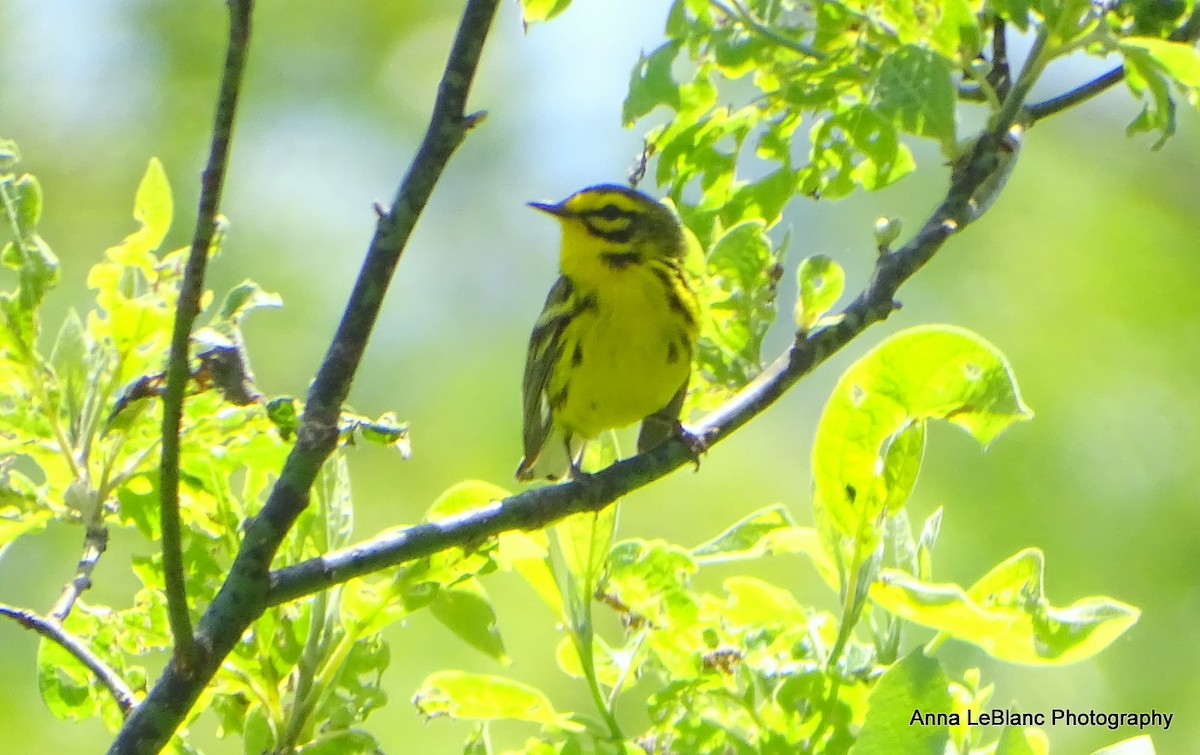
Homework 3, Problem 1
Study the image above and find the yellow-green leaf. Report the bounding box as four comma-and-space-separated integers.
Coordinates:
870, 549, 1140, 665
795, 255, 845, 331
412, 671, 583, 731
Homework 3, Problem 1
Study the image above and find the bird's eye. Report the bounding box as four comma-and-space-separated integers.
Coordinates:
595, 203, 622, 220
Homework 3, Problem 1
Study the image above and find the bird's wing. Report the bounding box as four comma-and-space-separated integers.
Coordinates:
517, 276, 575, 478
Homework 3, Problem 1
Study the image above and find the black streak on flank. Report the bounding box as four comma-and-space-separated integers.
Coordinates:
653, 265, 696, 329
601, 250, 642, 269
572, 344, 584, 366
667, 341, 679, 364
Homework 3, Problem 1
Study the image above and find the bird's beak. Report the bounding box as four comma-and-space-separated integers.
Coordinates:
528, 200, 572, 218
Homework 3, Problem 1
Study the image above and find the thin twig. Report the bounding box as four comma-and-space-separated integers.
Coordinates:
266, 125, 1021, 608
709, 0, 824, 59
1028, 5, 1200, 123
988, 17, 1011, 101
108, 0, 500, 751
992, 23, 1049, 131
1027, 65, 1124, 122
49, 517, 108, 621
157, 0, 255, 667
0, 603, 137, 714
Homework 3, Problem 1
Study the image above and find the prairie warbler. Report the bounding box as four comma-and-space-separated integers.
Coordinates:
516, 184, 702, 481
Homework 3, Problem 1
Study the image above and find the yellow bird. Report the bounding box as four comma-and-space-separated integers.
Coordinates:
516, 184, 701, 481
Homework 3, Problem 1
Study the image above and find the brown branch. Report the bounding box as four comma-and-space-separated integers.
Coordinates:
48, 517, 108, 621
1028, 6, 1200, 123
0, 603, 137, 714
108, 0, 501, 751
266, 125, 1023, 608
157, 0, 254, 667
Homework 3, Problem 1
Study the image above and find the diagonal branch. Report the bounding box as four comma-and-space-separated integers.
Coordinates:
266, 124, 1023, 608
157, 0, 254, 666
1027, 65, 1124, 122
108, 0, 501, 751
0, 603, 137, 714
1028, 7, 1200, 123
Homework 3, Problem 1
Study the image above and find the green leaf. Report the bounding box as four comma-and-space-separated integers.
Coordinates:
426, 480, 511, 521
0, 508, 51, 563
699, 219, 779, 384
720, 575, 806, 626
37, 635, 105, 721
812, 325, 1032, 545
133, 157, 172, 252
995, 723, 1049, 755
556, 433, 618, 622
347, 411, 411, 459
520, 0, 573, 24
871, 549, 1141, 665
12, 173, 42, 238
1120, 38, 1200, 88
429, 578, 509, 663
316, 633, 390, 732
689, 504, 837, 588
0, 178, 61, 336
1122, 42, 1181, 147
49, 308, 91, 441
557, 504, 616, 588
554, 633, 630, 691
916, 506, 942, 582
496, 529, 562, 618
603, 539, 698, 635
852, 650, 951, 754
690, 503, 798, 561
341, 578, 410, 636
412, 671, 583, 731
216, 280, 282, 323
794, 254, 845, 331
1091, 735, 1157, 755
314, 453, 354, 552
623, 41, 683, 125
266, 396, 300, 439
876, 45, 957, 150
845, 106, 920, 190
299, 729, 383, 755
991, 0, 1033, 31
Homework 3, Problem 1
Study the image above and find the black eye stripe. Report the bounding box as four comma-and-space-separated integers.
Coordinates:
583, 221, 634, 243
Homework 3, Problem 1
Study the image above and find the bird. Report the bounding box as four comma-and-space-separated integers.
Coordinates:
516, 184, 702, 481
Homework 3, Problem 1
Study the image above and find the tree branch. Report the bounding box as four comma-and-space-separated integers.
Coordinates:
108, 0, 500, 751
988, 16, 1011, 101
267, 124, 1022, 608
0, 603, 137, 714
1027, 65, 1124, 122
48, 516, 108, 621
709, 0, 824, 60
1028, 7, 1200, 123
157, 0, 254, 667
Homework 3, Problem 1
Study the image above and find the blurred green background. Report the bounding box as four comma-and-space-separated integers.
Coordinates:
1, 1, 1198, 752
